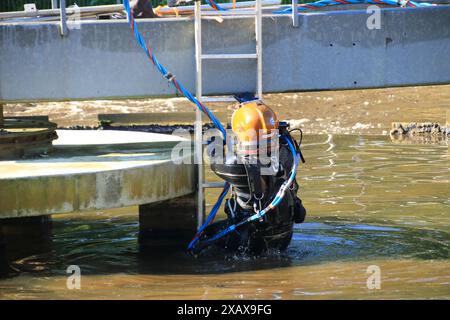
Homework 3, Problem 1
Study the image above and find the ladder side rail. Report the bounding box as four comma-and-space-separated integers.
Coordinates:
196, 1, 265, 228
255, 0, 263, 99
194, 0, 205, 229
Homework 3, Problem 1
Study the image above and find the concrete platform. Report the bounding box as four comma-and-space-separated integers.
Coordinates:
0, 130, 195, 218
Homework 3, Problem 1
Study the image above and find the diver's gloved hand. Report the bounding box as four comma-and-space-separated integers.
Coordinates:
293, 197, 306, 223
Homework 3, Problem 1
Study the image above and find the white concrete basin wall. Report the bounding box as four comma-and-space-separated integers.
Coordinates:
0, 130, 195, 218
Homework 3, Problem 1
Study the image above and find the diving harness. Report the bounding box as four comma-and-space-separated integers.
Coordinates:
188, 99, 307, 254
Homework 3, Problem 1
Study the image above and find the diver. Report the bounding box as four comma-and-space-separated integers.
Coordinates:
189, 97, 307, 255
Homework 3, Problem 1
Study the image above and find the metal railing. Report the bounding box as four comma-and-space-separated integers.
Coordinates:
292, 0, 298, 27
59, 0, 67, 35
1, 1, 123, 12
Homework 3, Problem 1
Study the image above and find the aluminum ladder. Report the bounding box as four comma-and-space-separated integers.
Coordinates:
193, 0, 263, 229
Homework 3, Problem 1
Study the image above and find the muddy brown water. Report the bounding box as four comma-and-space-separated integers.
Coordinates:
1, 86, 449, 299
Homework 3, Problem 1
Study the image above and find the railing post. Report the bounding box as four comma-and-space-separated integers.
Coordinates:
51, 0, 58, 9
59, 0, 68, 36
292, 0, 299, 27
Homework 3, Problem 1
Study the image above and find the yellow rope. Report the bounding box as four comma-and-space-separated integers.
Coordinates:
153, 5, 179, 17
154, 5, 164, 17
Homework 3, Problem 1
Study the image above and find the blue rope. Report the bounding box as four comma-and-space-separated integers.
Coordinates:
205, 0, 228, 11
123, 1, 303, 252
123, 0, 227, 138
273, 0, 434, 13
122, 0, 231, 252
187, 182, 231, 250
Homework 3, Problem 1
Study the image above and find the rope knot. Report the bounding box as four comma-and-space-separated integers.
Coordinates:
164, 72, 175, 82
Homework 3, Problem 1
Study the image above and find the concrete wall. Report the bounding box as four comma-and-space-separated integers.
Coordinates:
0, 160, 195, 218
0, 128, 196, 218
1, 6, 449, 102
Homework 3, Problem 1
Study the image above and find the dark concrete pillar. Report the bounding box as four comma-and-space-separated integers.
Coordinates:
0, 215, 52, 239
0, 104, 3, 129
0, 215, 53, 275
138, 193, 197, 249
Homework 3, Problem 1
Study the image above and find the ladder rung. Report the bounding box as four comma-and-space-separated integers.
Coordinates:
203, 182, 225, 189
200, 96, 237, 103
201, 53, 257, 60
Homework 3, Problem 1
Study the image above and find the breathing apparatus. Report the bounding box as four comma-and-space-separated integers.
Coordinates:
189, 98, 306, 254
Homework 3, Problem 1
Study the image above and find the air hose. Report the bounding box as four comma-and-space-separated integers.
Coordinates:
205, 0, 227, 11
123, 0, 226, 138
123, 0, 299, 252
273, 0, 434, 13
187, 181, 230, 250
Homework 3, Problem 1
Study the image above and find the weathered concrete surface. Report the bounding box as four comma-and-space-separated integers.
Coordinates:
0, 130, 195, 218
1, 6, 449, 102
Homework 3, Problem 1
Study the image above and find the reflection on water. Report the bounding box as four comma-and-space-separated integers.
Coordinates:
0, 135, 448, 299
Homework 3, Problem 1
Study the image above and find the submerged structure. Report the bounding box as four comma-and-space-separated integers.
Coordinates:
0, 0, 449, 249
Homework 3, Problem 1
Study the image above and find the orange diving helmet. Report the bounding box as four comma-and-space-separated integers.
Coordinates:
231, 100, 279, 143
